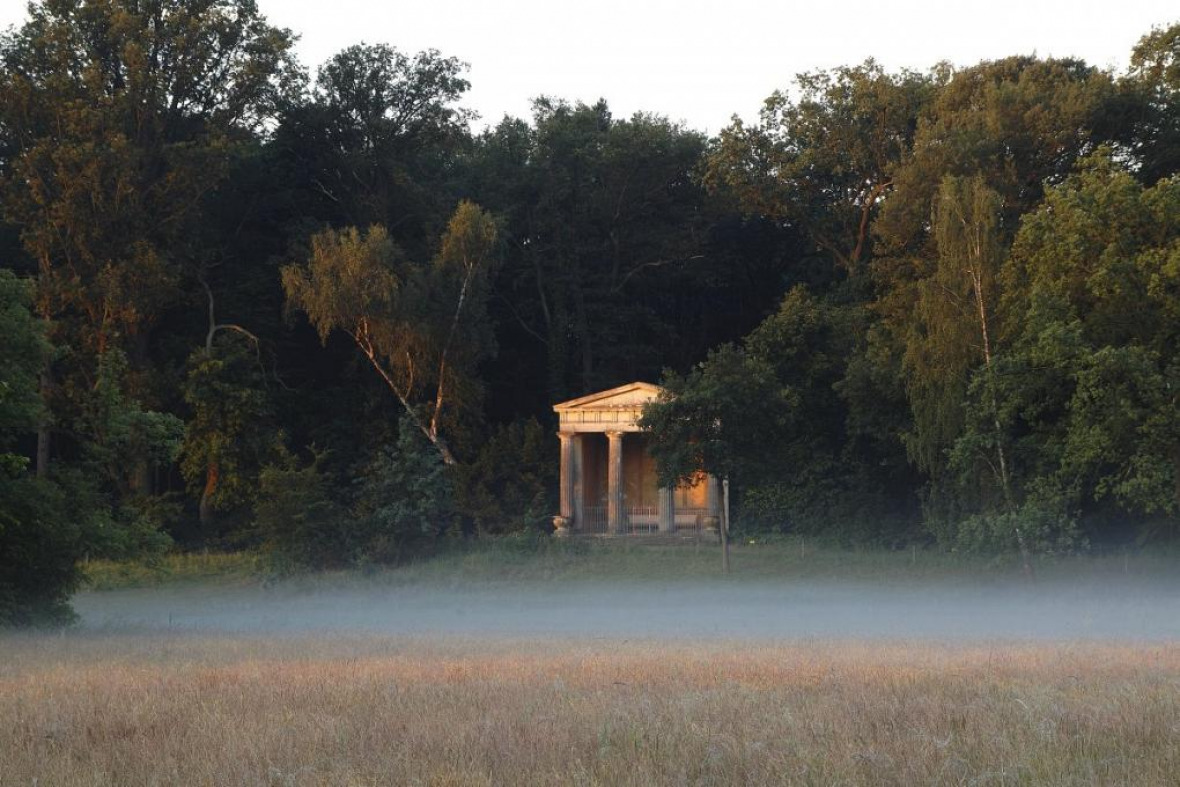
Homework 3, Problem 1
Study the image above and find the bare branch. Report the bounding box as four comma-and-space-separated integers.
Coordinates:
612, 255, 705, 293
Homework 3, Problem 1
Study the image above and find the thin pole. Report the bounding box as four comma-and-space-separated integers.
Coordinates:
721, 478, 731, 574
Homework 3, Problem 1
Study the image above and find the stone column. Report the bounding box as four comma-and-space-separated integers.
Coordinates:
606, 431, 625, 534
554, 432, 574, 536
571, 434, 584, 531
702, 474, 722, 538
658, 485, 675, 533
706, 474, 722, 517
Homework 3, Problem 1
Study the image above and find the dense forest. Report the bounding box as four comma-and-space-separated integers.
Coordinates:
2, 0, 1179, 623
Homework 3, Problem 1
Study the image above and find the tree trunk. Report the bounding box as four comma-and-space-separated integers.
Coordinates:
36, 370, 51, 479
127, 330, 154, 495
354, 333, 459, 467
971, 252, 1033, 582
129, 462, 153, 495
574, 285, 593, 393
199, 460, 219, 529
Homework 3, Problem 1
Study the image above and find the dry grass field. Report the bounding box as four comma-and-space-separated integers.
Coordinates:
3, 632, 1179, 786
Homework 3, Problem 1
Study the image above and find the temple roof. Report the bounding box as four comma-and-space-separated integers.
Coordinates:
552, 382, 664, 412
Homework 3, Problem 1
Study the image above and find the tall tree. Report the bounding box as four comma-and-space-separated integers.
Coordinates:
0, 0, 297, 476
917, 176, 1033, 570
180, 338, 275, 532
707, 61, 932, 275
272, 43, 472, 246
469, 100, 713, 401
1122, 23, 1180, 183
0, 270, 87, 625
905, 177, 1007, 481
871, 56, 1118, 505
991, 153, 1180, 541
642, 287, 921, 541
282, 201, 499, 465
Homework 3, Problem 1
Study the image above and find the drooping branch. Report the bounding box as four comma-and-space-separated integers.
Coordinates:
200, 275, 261, 358
611, 254, 705, 293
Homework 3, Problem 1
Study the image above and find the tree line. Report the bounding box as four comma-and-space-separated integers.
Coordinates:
1, 1, 1178, 623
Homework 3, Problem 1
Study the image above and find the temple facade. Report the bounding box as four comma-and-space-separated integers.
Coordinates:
552, 382, 721, 537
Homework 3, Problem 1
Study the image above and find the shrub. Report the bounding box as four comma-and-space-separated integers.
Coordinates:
352, 420, 455, 563
253, 449, 349, 570
455, 418, 555, 535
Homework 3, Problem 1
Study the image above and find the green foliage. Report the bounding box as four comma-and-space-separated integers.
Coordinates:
948, 507, 1081, 555
0, 0, 298, 356
253, 449, 349, 570
351, 420, 456, 562
0, 473, 81, 626
281, 42, 472, 237
255, 423, 457, 570
707, 60, 932, 272
281, 225, 402, 347
0, 272, 164, 623
77, 351, 184, 491
875, 56, 1114, 258
0, 271, 76, 625
1124, 23, 1180, 182
180, 340, 277, 529
82, 550, 261, 591
955, 152, 1180, 544
456, 418, 556, 534
316, 43, 473, 151
0, 271, 48, 455
282, 201, 499, 465
0, 0, 295, 588
4, 4, 1180, 576
468, 100, 713, 400
643, 288, 919, 543
902, 176, 1005, 478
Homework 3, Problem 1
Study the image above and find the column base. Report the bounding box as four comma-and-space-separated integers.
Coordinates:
552, 516, 571, 537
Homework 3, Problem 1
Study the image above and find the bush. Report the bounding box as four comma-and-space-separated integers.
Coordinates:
253, 449, 349, 570
950, 506, 1083, 555
352, 421, 455, 563
455, 418, 555, 535
0, 474, 81, 627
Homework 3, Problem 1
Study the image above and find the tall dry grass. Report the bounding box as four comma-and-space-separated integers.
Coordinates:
2, 633, 1178, 786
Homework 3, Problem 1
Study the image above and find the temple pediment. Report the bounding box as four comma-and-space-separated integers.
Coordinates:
553, 382, 663, 432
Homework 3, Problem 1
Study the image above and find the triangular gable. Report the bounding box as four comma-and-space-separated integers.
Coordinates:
553, 382, 664, 412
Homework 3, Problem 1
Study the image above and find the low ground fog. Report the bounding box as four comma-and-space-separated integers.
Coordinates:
74, 574, 1180, 640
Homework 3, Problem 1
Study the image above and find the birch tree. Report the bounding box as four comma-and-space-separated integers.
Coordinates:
925, 176, 1033, 574
282, 201, 498, 466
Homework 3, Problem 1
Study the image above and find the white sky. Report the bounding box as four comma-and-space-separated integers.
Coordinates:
1, 0, 1176, 133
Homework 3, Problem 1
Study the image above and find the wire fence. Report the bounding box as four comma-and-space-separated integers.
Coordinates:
578, 506, 714, 537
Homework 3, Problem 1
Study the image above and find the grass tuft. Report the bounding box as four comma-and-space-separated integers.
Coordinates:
81, 551, 262, 590
81, 537, 1180, 591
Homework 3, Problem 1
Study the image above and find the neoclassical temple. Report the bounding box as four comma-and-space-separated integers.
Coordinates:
552, 382, 722, 537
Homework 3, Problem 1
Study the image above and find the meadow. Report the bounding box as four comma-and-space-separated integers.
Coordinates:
2, 633, 1179, 786
4, 540, 1179, 786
